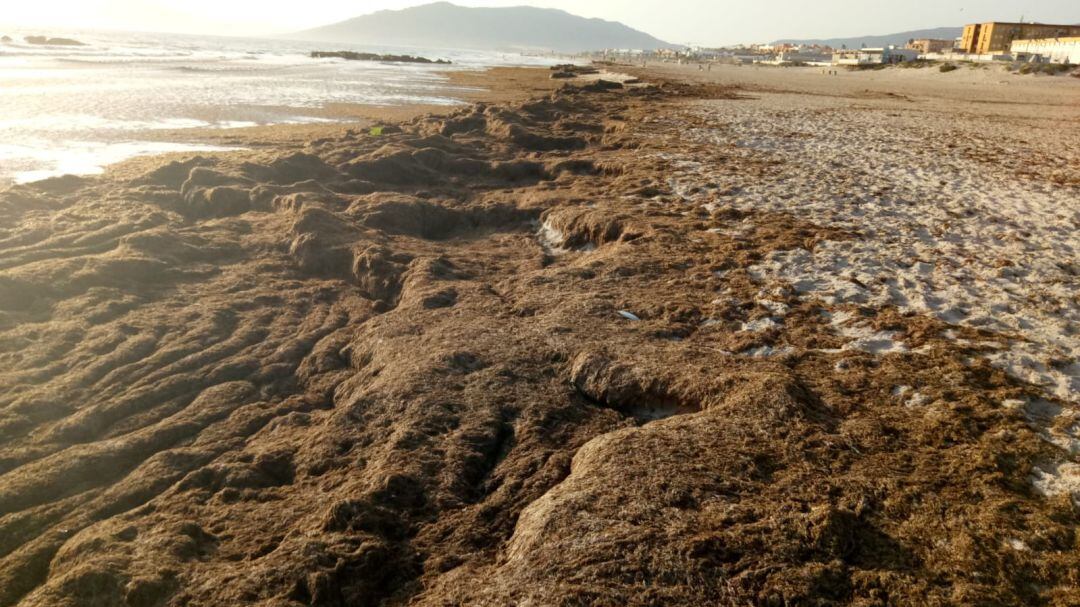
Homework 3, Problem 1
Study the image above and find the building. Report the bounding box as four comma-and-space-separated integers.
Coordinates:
833, 47, 919, 66
1011, 37, 1080, 64
960, 22, 1080, 54
772, 49, 833, 65
906, 38, 954, 54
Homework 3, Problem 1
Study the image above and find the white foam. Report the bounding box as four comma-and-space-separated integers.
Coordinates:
5, 140, 239, 184
0, 30, 538, 184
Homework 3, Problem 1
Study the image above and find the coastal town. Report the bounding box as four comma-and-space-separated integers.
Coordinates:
593, 20, 1080, 69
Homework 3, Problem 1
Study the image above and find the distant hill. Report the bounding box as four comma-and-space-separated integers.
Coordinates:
774, 27, 963, 49
292, 2, 676, 52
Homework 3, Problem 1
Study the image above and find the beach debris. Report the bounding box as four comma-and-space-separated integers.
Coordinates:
582, 79, 625, 92
549, 64, 600, 79
2, 66, 1077, 607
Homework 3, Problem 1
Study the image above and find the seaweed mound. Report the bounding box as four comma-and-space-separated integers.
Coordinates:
0, 80, 1076, 607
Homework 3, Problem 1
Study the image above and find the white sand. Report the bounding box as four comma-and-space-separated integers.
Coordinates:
641, 63, 1080, 501
647, 66, 1079, 403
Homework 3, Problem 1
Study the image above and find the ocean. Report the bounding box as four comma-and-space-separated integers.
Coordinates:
0, 29, 559, 185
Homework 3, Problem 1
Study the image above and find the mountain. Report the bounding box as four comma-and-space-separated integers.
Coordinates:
291, 2, 676, 52
774, 26, 963, 49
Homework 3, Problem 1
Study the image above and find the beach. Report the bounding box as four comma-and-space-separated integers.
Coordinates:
0, 63, 1078, 605
637, 62, 1080, 399
0, 29, 560, 186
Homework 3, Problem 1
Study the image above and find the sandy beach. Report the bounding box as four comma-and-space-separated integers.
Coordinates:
0, 63, 1078, 605
633, 63, 1080, 398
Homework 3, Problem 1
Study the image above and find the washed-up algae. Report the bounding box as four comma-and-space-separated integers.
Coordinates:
0, 80, 1076, 606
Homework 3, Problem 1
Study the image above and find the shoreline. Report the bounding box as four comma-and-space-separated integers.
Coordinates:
0, 55, 565, 189
91, 66, 566, 183
1, 65, 1078, 605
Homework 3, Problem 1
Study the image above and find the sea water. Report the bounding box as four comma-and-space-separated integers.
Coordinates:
0, 29, 558, 185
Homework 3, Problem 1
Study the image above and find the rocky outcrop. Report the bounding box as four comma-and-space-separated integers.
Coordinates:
310, 51, 450, 64
23, 36, 86, 46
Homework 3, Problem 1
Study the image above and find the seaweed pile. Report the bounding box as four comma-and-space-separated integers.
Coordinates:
0, 80, 1076, 606
549, 64, 600, 79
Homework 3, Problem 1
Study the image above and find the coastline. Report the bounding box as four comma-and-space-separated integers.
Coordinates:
96, 66, 565, 182
1, 64, 1078, 605
0, 28, 567, 189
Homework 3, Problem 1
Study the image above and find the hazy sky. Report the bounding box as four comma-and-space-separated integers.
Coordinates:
1, 1, 1077, 45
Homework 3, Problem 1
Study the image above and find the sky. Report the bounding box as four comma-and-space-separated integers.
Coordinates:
1, 1, 1077, 46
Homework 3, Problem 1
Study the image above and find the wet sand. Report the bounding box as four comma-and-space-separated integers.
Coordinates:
110, 67, 565, 171
0, 65, 1078, 606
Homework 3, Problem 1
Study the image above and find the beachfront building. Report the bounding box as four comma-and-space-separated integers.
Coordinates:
905, 38, 954, 54
654, 48, 686, 60
833, 47, 919, 66
778, 50, 833, 65
690, 48, 730, 61
960, 22, 1080, 54
1011, 37, 1080, 64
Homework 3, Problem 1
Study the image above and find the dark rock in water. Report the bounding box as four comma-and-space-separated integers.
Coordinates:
550, 71, 577, 79
310, 51, 450, 64
24, 35, 87, 46
1, 36, 12, 44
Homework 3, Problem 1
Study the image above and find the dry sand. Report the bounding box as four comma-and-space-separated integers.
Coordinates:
635, 63, 1079, 424
649, 64, 1080, 387
0, 64, 1078, 606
